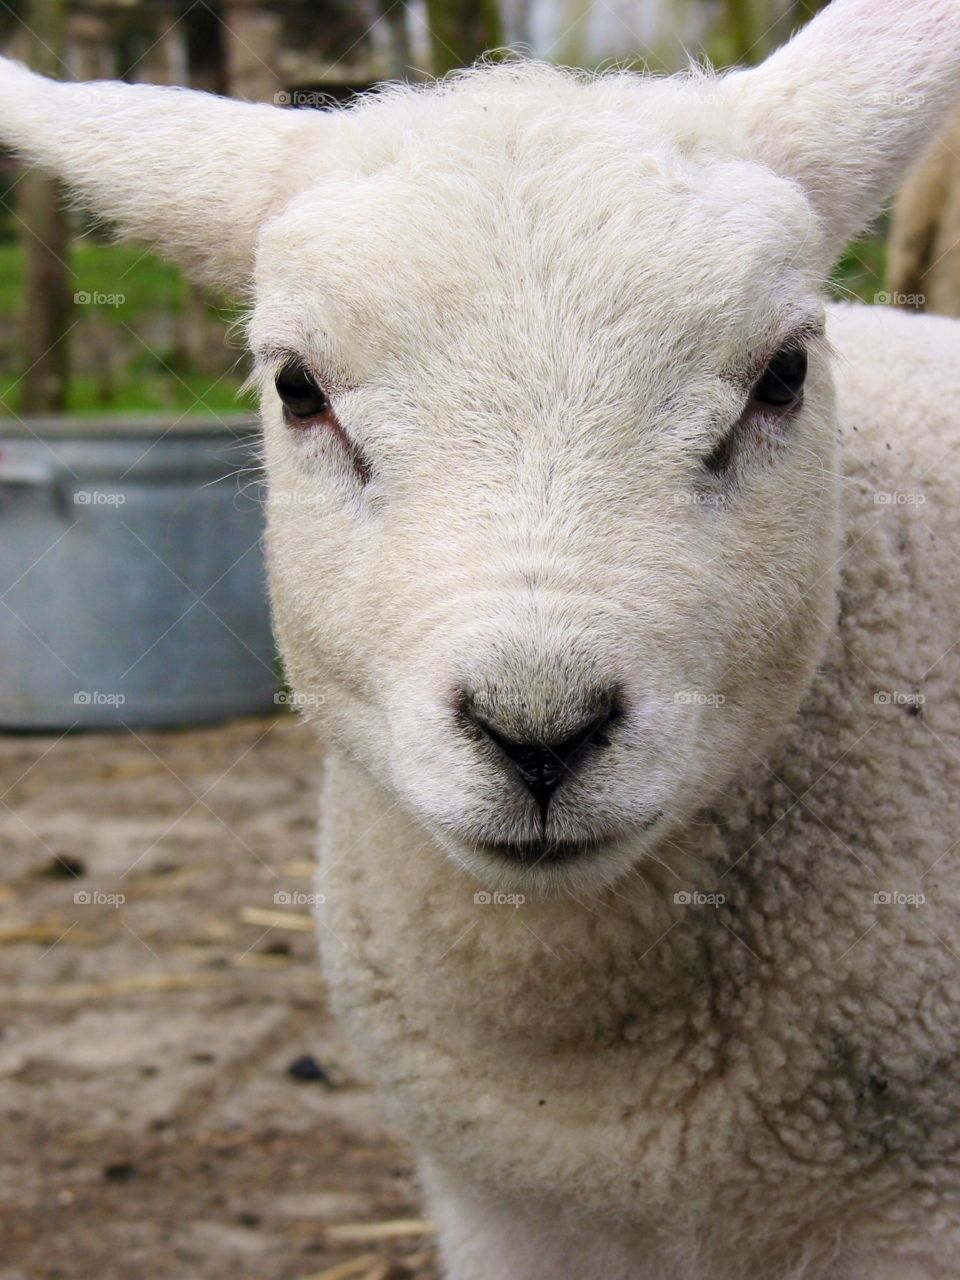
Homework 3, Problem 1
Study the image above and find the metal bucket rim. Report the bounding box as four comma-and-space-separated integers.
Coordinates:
0, 414, 260, 441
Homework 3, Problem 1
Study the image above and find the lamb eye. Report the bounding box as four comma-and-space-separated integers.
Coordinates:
701, 341, 810, 478
275, 361, 330, 421
751, 344, 808, 410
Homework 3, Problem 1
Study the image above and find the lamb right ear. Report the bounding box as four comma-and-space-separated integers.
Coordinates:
0, 57, 346, 292
726, 0, 960, 260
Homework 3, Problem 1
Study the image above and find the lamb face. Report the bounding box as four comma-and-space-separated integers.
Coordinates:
2, 0, 959, 896
251, 84, 838, 894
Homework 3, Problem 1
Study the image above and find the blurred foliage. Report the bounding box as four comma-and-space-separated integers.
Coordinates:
0, 0, 22, 39
0, 240, 249, 416
0, 151, 19, 240
424, 0, 503, 75
0, 367, 247, 415
710, 0, 831, 68
0, 239, 184, 317
828, 231, 888, 308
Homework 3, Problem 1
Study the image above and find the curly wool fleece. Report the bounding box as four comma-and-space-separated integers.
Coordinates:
317, 303, 960, 1279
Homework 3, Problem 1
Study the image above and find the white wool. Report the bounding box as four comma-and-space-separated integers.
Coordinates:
3, 1, 960, 1274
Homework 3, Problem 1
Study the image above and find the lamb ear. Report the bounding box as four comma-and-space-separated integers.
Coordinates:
725, 0, 960, 258
0, 57, 342, 292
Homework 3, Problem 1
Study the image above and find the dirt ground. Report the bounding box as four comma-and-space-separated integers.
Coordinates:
0, 716, 438, 1280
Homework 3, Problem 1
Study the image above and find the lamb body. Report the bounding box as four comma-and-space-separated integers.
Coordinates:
317, 304, 960, 1280
2, 3, 960, 1275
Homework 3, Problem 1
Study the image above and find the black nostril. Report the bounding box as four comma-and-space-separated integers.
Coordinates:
457, 689, 622, 824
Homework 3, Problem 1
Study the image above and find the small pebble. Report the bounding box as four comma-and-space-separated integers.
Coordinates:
287, 1054, 329, 1083
41, 854, 86, 879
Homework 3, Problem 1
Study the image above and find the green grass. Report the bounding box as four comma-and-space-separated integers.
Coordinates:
0, 238, 249, 416
0, 371, 250, 416
828, 233, 888, 306
0, 239, 192, 318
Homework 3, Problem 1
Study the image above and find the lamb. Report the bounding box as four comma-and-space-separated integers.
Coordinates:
3, 1, 960, 1275
888, 98, 960, 316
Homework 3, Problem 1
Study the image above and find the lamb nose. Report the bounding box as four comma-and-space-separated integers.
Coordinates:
460, 691, 622, 819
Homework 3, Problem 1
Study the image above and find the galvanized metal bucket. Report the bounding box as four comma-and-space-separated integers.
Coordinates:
0, 415, 279, 729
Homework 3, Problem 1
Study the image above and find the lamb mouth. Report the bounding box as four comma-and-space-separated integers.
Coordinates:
474, 835, 611, 865
472, 810, 663, 867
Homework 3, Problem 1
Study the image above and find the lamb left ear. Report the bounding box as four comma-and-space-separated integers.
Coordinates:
726, 0, 960, 259
0, 57, 348, 293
